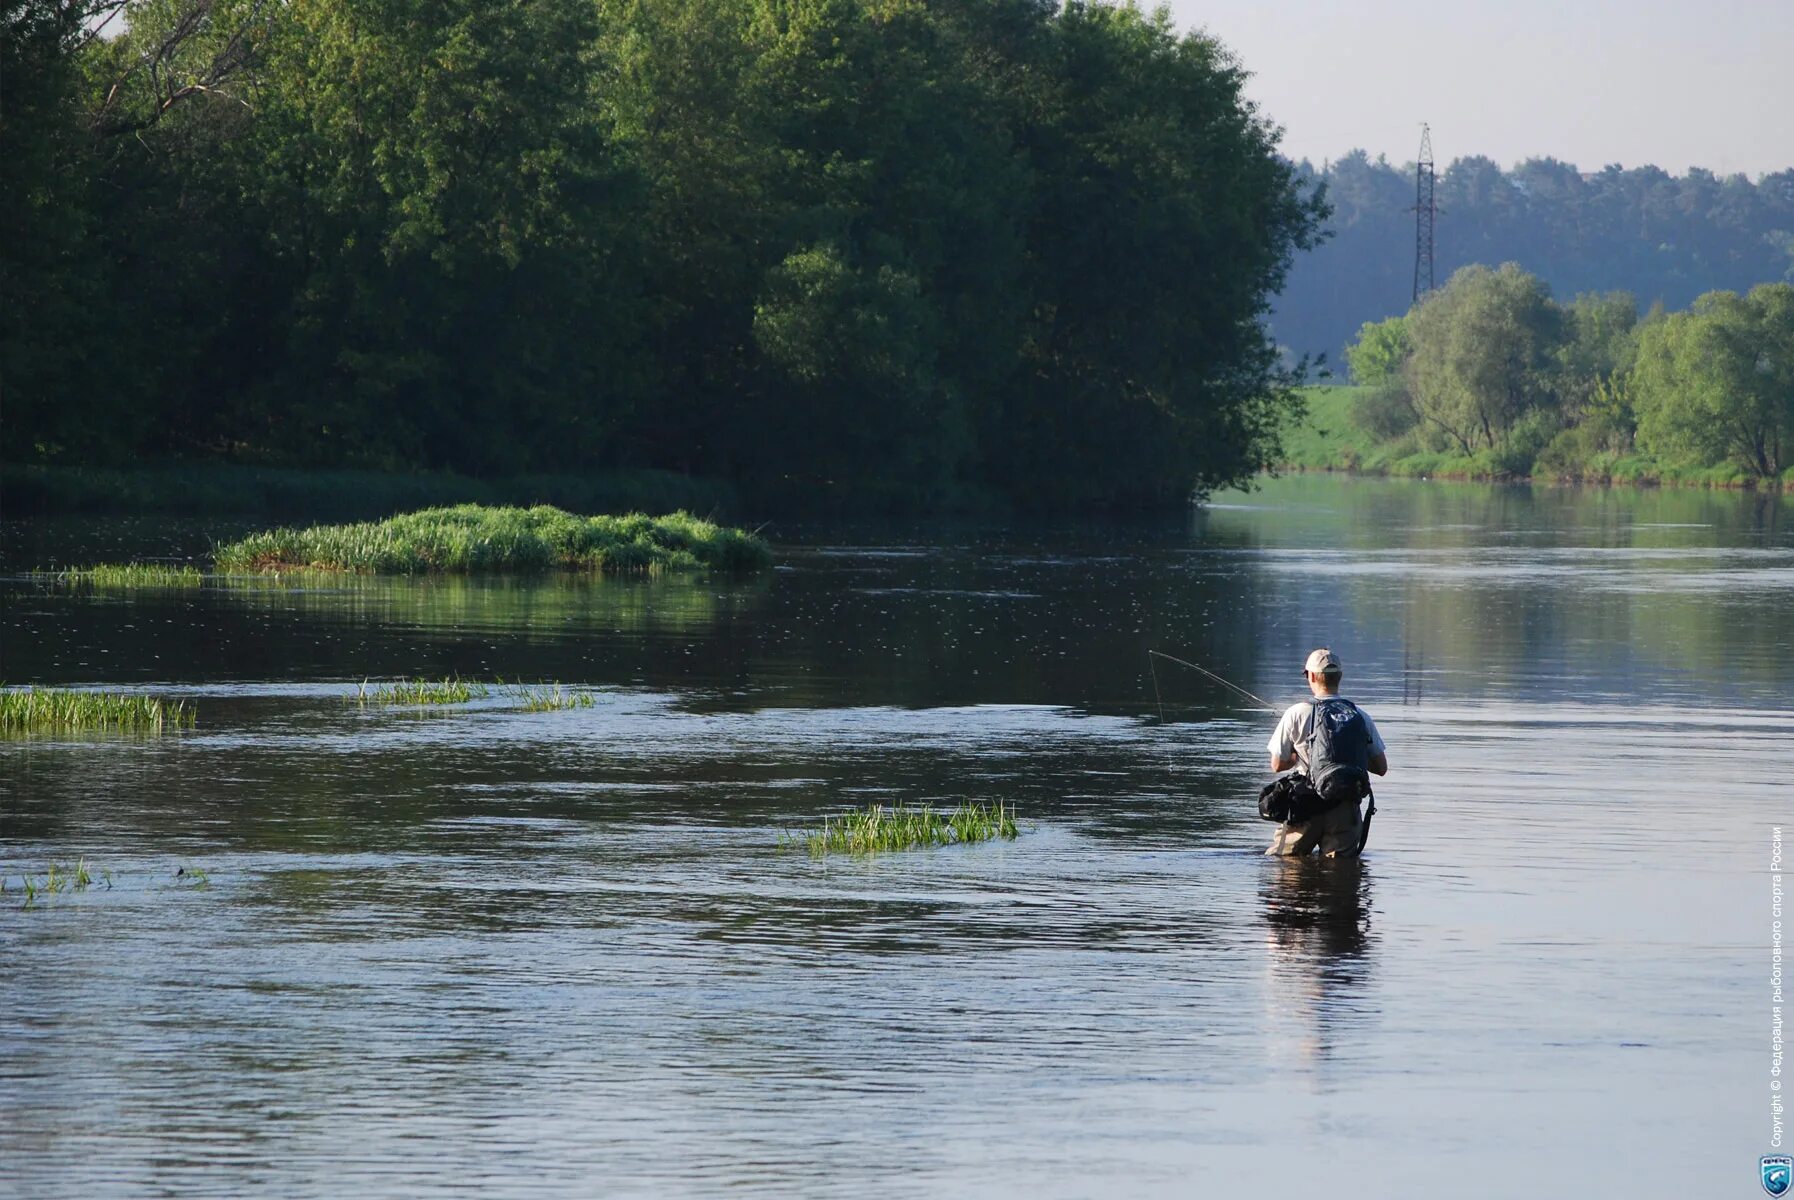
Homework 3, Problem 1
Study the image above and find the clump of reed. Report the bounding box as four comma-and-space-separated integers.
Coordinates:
0, 686, 195, 734
10, 857, 105, 908
783, 801, 1019, 858
352, 678, 488, 706
42, 563, 205, 588
213, 504, 771, 575
500, 681, 596, 712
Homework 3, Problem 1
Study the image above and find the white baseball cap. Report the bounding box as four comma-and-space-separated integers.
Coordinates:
1303, 648, 1342, 675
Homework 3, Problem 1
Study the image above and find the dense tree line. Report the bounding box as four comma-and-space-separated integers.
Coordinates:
1277, 152, 1794, 364
1341, 265, 1794, 485
0, 0, 1325, 510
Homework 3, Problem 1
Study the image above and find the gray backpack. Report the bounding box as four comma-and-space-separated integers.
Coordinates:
1306, 698, 1371, 805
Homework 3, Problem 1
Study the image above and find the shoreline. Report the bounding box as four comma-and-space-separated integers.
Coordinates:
0, 462, 740, 521
1278, 386, 1794, 497
1269, 463, 1794, 495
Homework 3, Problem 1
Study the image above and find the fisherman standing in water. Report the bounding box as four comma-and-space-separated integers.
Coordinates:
1265, 649, 1388, 857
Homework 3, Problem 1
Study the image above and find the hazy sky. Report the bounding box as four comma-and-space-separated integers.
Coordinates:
1160, 0, 1793, 178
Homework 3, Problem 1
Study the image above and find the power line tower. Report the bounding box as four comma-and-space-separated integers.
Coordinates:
1412, 123, 1436, 302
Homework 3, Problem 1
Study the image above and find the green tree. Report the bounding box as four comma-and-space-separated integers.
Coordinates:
233, 0, 650, 473
1633, 284, 1794, 480
1550, 290, 1640, 453
4, 0, 1329, 511
988, 1, 1327, 505
1402, 263, 1565, 455
1, 1, 111, 461
1344, 315, 1409, 386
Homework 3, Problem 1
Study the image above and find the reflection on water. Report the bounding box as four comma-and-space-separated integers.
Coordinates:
1, 476, 1789, 1197
1262, 859, 1374, 1073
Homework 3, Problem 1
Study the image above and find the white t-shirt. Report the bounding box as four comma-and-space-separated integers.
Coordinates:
1267, 697, 1386, 774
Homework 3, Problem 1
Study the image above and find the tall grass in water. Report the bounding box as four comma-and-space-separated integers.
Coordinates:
500, 681, 596, 712
214, 505, 771, 575
785, 801, 1018, 858
45, 563, 204, 588
353, 678, 488, 706
12, 858, 105, 908
0, 687, 195, 733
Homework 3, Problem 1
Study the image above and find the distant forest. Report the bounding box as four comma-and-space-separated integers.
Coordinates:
1, 0, 1324, 512
1275, 152, 1794, 366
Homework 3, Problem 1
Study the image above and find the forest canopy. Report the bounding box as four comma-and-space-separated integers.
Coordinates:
0, 0, 1327, 510
1276, 152, 1794, 364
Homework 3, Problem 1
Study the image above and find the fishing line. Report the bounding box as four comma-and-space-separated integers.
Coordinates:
1147, 650, 1281, 714
1149, 651, 1166, 723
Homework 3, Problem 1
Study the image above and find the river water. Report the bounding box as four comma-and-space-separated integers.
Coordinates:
2, 475, 1789, 1197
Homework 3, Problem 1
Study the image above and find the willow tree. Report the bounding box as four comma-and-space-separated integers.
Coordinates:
1633, 284, 1794, 481
1402, 263, 1564, 455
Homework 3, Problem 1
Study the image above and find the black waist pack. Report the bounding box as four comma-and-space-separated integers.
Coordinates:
1258, 772, 1342, 824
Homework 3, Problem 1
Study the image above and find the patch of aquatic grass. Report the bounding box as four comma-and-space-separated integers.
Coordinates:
352, 678, 488, 706
0, 686, 195, 734
782, 801, 1018, 858
12, 857, 105, 908
213, 504, 772, 575
42, 563, 204, 588
500, 681, 596, 712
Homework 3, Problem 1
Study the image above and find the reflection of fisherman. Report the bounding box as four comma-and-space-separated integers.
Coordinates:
1261, 857, 1374, 1069
1265, 648, 1387, 857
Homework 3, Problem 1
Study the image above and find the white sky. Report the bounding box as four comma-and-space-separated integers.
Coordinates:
1160, 0, 1794, 177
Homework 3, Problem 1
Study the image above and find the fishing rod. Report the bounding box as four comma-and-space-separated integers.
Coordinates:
1148, 650, 1282, 715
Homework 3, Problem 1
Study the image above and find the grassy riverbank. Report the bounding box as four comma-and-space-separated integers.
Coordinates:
214, 505, 771, 574
1, 463, 739, 519
1281, 387, 1794, 491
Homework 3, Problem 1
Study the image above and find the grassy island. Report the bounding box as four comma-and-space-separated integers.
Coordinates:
213, 505, 771, 574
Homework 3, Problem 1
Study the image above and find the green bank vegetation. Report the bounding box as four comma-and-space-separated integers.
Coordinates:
783, 801, 1019, 858
1286, 267, 1794, 490
0, 687, 195, 734
5, 1, 1324, 512
214, 505, 771, 573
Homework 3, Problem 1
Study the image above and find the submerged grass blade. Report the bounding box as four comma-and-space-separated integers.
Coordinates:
0, 686, 195, 734
786, 801, 1019, 858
